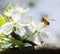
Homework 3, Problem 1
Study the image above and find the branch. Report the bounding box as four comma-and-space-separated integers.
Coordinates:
23, 39, 37, 46
10, 31, 37, 46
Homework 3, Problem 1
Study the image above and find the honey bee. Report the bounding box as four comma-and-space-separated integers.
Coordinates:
40, 15, 55, 27
40, 15, 49, 26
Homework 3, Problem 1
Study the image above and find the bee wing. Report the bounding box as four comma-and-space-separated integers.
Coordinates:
49, 19, 56, 21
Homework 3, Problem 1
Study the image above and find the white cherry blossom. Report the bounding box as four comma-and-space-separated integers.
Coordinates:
15, 17, 36, 37
4, 5, 29, 22
15, 25, 26, 37
32, 22, 49, 45
0, 17, 36, 38
2, 22, 13, 35
27, 20, 36, 33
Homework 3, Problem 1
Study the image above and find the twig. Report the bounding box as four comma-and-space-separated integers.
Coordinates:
23, 39, 37, 46
10, 31, 37, 46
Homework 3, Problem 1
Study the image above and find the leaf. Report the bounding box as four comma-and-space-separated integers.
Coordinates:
0, 40, 6, 44
2, 14, 7, 21
14, 40, 24, 48
0, 15, 6, 26
0, 33, 5, 37
3, 3, 12, 21
3, 3, 11, 13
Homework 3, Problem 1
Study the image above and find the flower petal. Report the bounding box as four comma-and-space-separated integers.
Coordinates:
4, 12, 12, 17
28, 21, 36, 33
12, 13, 21, 22
15, 25, 26, 37
33, 32, 42, 45
2, 22, 13, 35
16, 7, 29, 14
18, 17, 32, 26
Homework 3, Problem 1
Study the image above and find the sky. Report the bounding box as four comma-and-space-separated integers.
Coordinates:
0, 0, 60, 44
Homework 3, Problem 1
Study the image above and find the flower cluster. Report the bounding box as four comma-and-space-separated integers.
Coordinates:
1, 4, 36, 36
0, 3, 49, 51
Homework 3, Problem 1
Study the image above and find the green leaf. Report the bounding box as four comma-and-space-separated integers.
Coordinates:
0, 40, 6, 44
0, 15, 6, 26
2, 14, 7, 21
0, 33, 5, 37
3, 3, 11, 13
3, 3, 11, 21
14, 40, 24, 48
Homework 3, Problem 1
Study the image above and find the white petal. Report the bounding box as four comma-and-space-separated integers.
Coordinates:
37, 22, 45, 32
4, 11, 12, 17
28, 21, 36, 33
33, 32, 42, 45
40, 22, 45, 29
2, 22, 13, 35
18, 17, 32, 26
15, 25, 26, 37
3, 8, 14, 17
12, 13, 21, 22
16, 7, 29, 14
10, 9, 21, 22
20, 8, 29, 14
